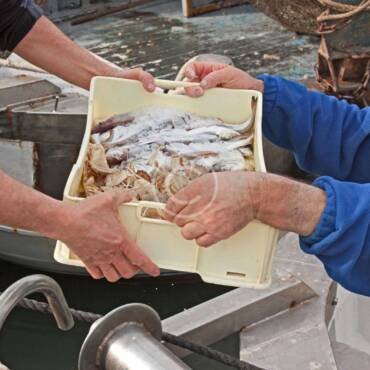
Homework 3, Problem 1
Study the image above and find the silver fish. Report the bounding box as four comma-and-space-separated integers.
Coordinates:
184, 114, 252, 134
189, 126, 240, 140
184, 115, 225, 130
105, 143, 155, 165
165, 138, 252, 157
86, 103, 257, 203
103, 123, 149, 148
213, 151, 246, 171
165, 142, 217, 157
193, 150, 246, 171
92, 113, 134, 134
226, 136, 253, 150
221, 118, 253, 134
148, 150, 172, 169
186, 96, 256, 134
139, 128, 217, 145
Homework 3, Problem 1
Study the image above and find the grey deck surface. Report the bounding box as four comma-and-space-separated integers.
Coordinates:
0, 4, 327, 370
61, 0, 319, 81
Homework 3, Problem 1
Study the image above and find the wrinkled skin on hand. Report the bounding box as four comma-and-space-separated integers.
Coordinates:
61, 190, 160, 282
183, 62, 264, 97
164, 172, 259, 247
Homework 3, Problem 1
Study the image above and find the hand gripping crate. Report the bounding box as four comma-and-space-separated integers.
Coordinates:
54, 78, 279, 288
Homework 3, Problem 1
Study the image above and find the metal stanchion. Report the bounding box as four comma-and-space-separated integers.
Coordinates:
79, 303, 191, 370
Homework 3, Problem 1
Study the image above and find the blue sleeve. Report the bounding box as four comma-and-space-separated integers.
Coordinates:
300, 177, 370, 296
257, 75, 370, 183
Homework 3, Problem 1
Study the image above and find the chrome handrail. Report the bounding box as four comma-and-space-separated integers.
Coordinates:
0, 274, 74, 332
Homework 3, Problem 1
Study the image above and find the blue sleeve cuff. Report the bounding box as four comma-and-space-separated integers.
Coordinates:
300, 176, 337, 249
256, 74, 279, 114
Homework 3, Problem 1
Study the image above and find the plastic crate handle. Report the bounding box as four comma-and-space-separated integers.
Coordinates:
154, 79, 200, 90
134, 201, 173, 225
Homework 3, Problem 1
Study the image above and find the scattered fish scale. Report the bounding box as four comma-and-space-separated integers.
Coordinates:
83, 105, 256, 202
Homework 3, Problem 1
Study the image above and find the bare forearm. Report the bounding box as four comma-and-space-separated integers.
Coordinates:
13, 16, 122, 90
0, 170, 68, 238
253, 173, 326, 236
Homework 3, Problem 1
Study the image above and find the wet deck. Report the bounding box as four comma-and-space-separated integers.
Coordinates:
0, 5, 324, 370
61, 0, 320, 81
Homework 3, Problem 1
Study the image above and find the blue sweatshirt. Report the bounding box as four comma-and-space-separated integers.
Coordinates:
258, 75, 370, 296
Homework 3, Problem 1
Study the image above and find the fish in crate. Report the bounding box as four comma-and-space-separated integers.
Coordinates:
82, 99, 257, 219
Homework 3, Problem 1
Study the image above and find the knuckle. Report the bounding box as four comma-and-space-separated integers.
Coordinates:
119, 240, 132, 255
204, 216, 215, 228
174, 214, 187, 226
103, 191, 116, 205
181, 228, 192, 240
197, 239, 208, 247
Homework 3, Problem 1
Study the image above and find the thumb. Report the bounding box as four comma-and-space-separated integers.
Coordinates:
111, 189, 137, 206
184, 61, 227, 82
184, 63, 198, 81
200, 68, 231, 89
122, 68, 156, 92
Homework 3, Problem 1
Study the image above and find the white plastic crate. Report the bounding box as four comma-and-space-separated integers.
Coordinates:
54, 77, 278, 288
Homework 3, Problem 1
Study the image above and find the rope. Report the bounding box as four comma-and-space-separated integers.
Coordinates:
316, 0, 360, 12
317, 0, 370, 21
17, 296, 102, 323
4, 293, 264, 370
162, 332, 264, 370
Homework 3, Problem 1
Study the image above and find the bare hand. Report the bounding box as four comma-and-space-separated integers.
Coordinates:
113, 67, 156, 92
14, 16, 157, 92
164, 172, 259, 247
60, 190, 160, 282
183, 62, 264, 97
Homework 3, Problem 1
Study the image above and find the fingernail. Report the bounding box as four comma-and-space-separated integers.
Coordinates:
194, 87, 203, 97
148, 83, 155, 91
186, 69, 195, 79
200, 80, 208, 88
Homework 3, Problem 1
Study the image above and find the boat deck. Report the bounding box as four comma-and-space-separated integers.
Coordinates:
60, 0, 319, 81
0, 4, 331, 370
